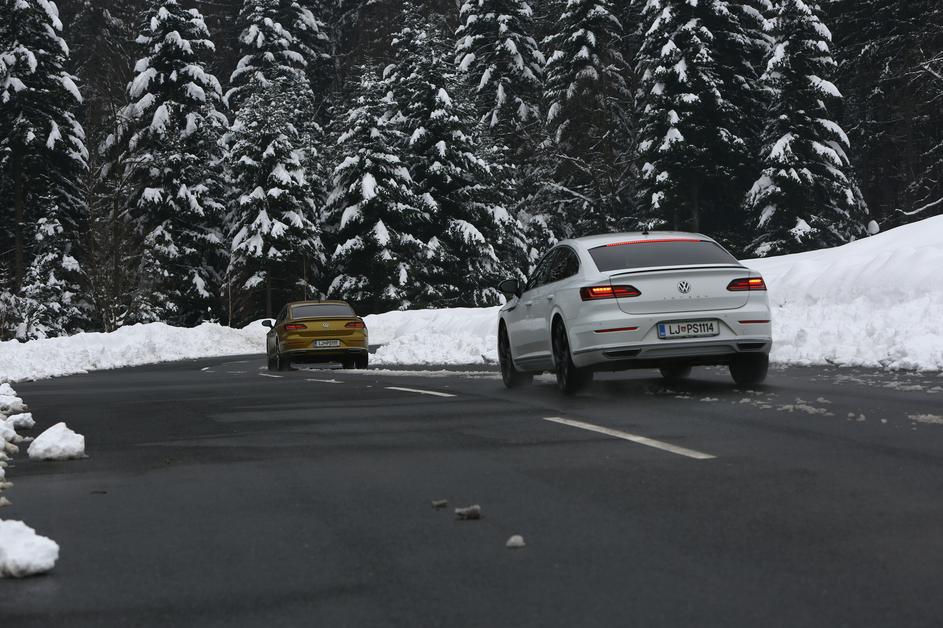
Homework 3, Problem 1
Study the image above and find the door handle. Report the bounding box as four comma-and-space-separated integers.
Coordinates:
524, 301, 533, 307
546, 295, 554, 301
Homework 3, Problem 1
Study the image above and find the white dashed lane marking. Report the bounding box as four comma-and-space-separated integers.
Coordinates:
543, 416, 716, 460
259, 373, 283, 379
307, 378, 343, 384
385, 386, 456, 398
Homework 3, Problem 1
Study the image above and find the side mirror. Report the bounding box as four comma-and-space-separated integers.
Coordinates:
262, 319, 274, 328
498, 278, 521, 298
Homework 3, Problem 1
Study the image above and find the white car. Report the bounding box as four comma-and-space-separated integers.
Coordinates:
497, 232, 772, 393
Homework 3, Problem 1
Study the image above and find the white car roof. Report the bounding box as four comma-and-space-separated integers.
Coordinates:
560, 231, 715, 251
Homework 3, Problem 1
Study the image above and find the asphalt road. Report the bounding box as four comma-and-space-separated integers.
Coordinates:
3, 357, 943, 627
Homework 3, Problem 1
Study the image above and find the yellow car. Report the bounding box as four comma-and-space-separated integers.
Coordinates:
263, 300, 369, 371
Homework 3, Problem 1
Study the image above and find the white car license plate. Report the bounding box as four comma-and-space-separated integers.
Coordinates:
314, 339, 341, 348
657, 320, 720, 339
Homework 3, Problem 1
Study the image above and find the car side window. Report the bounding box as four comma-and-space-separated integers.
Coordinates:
545, 247, 580, 284
526, 250, 557, 292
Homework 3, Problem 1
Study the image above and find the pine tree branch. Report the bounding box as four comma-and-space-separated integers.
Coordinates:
897, 196, 943, 217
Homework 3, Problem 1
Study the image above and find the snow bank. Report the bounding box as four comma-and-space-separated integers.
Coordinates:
0, 320, 269, 383
27, 422, 86, 460
745, 215, 943, 370
0, 519, 60, 578
364, 307, 500, 365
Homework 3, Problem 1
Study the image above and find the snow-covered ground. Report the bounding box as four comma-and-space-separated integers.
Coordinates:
0, 215, 940, 381
746, 214, 943, 370
1, 320, 267, 382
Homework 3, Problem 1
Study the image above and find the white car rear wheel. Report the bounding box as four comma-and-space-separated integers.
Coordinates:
499, 326, 532, 389
552, 321, 590, 395
730, 354, 769, 386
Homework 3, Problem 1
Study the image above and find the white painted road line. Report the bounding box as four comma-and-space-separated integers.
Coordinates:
542, 416, 716, 460
259, 373, 283, 379
385, 386, 456, 398
307, 378, 343, 384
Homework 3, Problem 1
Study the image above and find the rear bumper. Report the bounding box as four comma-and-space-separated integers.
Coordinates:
573, 337, 771, 371
568, 302, 772, 369
282, 347, 368, 364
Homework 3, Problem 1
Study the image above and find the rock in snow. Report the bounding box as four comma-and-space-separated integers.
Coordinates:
27, 422, 86, 460
506, 535, 526, 549
0, 519, 60, 578
455, 504, 481, 520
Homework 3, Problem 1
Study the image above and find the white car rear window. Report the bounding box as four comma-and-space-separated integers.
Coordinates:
589, 239, 739, 272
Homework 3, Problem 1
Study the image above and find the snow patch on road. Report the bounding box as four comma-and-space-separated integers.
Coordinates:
909, 414, 943, 425
27, 422, 86, 460
0, 519, 60, 578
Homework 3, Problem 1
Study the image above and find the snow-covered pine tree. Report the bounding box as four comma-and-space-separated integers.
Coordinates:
227, 75, 323, 321
634, 0, 752, 235
0, 0, 89, 340
543, 0, 633, 236
828, 0, 943, 227
710, 0, 772, 244
71, 1, 139, 331
116, 0, 228, 325
744, 0, 866, 256
385, 8, 527, 307
454, 0, 549, 272
324, 69, 426, 314
17, 198, 86, 338
454, 0, 545, 142
226, 0, 330, 110
291, 0, 333, 95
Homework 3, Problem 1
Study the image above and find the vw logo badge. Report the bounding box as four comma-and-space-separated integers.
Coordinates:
678, 281, 691, 294
322, 323, 329, 328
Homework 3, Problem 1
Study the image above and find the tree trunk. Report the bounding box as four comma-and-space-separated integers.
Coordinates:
265, 275, 273, 319
13, 166, 25, 294
689, 182, 701, 233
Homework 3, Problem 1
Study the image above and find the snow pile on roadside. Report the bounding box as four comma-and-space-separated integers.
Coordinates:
0, 394, 27, 415
745, 215, 943, 370
0, 320, 269, 382
364, 307, 500, 365
0, 421, 24, 445
0, 519, 60, 578
3, 413, 35, 430
27, 423, 86, 460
